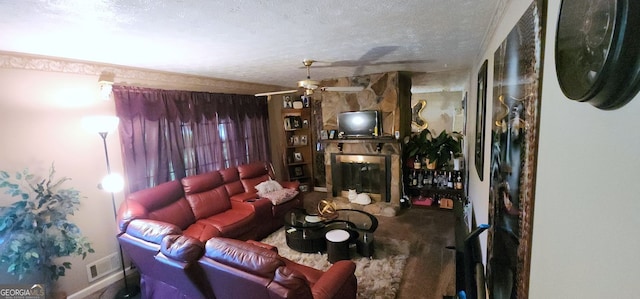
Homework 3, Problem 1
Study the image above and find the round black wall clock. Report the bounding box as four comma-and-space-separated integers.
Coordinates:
555, 0, 640, 110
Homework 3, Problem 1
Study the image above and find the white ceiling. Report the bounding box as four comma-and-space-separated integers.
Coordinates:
0, 0, 503, 92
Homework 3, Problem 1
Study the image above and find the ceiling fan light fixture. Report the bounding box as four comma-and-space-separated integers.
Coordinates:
257, 59, 363, 97
321, 86, 365, 92
297, 79, 319, 90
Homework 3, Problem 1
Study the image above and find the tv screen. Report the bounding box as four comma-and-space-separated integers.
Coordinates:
337, 110, 381, 137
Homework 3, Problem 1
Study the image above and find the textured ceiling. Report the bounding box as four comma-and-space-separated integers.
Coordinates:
0, 0, 503, 92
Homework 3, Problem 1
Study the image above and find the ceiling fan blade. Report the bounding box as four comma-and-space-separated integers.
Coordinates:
321, 86, 365, 92
254, 89, 298, 97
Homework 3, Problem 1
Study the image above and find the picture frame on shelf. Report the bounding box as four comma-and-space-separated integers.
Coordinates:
284, 117, 292, 131
320, 130, 328, 140
302, 119, 309, 128
329, 130, 337, 139
291, 116, 303, 128
292, 135, 300, 146
293, 152, 303, 162
301, 95, 310, 108
283, 95, 293, 108
300, 135, 308, 145
293, 166, 304, 177
288, 136, 295, 146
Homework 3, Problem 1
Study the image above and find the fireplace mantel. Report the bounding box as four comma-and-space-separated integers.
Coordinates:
321, 137, 400, 144
321, 137, 401, 152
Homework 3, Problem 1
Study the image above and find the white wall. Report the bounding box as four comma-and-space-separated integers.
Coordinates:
411, 91, 464, 135
467, 0, 640, 297
0, 69, 126, 294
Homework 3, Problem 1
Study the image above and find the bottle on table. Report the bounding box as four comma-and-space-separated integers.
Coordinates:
413, 155, 422, 170
454, 171, 463, 190
411, 169, 419, 187
423, 169, 432, 187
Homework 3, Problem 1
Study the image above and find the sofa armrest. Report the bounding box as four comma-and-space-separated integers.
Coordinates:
311, 260, 356, 299
229, 192, 260, 203
117, 200, 148, 233
161, 234, 205, 262
279, 180, 300, 190
230, 200, 256, 212
126, 219, 182, 245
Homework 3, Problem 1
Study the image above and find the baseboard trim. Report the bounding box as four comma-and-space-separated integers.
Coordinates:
67, 267, 137, 299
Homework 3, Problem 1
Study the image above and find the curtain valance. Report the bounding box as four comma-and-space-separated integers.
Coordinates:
113, 85, 267, 122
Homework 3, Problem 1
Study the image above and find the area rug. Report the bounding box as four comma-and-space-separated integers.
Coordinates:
261, 228, 410, 299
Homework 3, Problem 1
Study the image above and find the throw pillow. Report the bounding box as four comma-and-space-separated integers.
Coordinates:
255, 179, 283, 197
261, 188, 299, 205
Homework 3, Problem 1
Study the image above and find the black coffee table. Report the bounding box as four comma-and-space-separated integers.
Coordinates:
283, 208, 378, 256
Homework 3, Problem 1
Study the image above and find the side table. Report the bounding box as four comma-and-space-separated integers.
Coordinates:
325, 229, 351, 263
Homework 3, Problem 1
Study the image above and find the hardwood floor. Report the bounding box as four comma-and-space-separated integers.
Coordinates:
303, 192, 457, 299
90, 191, 457, 299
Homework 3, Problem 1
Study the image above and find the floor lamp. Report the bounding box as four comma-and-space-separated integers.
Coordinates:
84, 116, 140, 299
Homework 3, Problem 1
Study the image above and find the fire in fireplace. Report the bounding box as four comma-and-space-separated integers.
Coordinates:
330, 153, 390, 202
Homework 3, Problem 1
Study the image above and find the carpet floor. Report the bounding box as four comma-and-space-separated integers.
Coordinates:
261, 228, 410, 299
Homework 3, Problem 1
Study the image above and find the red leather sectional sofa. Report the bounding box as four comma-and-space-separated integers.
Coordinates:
116, 162, 357, 299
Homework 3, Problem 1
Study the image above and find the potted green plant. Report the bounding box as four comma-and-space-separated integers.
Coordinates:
427, 130, 463, 170
403, 129, 463, 170
403, 129, 434, 167
0, 164, 94, 288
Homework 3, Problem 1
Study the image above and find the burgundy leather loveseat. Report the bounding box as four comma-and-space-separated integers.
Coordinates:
200, 237, 356, 299
115, 162, 353, 298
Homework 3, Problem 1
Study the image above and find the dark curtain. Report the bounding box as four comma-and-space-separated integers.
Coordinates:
113, 86, 270, 194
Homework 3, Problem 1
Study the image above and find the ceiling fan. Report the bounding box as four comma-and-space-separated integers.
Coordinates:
255, 59, 365, 97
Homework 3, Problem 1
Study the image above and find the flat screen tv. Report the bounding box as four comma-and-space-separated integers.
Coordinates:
337, 110, 382, 137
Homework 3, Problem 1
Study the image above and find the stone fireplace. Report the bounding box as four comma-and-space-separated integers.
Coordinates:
320, 71, 411, 207
331, 153, 390, 202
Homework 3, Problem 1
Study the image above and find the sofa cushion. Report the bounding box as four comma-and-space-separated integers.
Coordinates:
182, 171, 232, 219
121, 180, 195, 231
198, 207, 255, 238
219, 167, 246, 197
182, 171, 225, 194
205, 238, 284, 278
127, 180, 186, 212
182, 222, 222, 243
126, 219, 182, 245
161, 235, 205, 262
187, 185, 232, 220
147, 198, 196, 230
237, 162, 269, 179
238, 162, 272, 194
